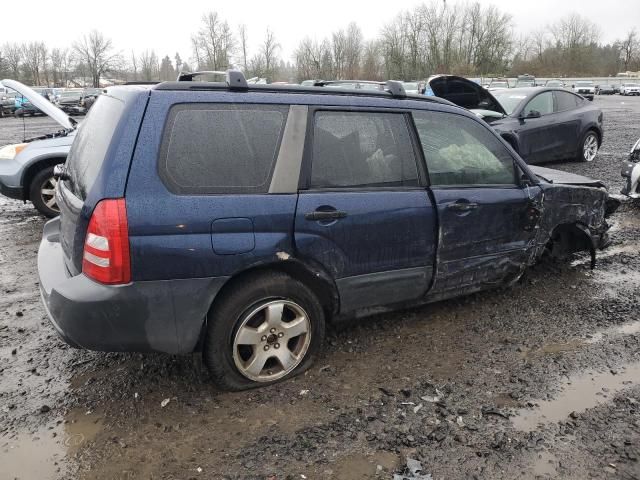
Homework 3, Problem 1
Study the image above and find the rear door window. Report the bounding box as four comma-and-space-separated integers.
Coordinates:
159, 104, 288, 194
65, 95, 125, 200
413, 111, 516, 186
309, 111, 419, 188
554, 91, 580, 112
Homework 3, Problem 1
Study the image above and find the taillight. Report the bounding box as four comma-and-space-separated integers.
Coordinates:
82, 199, 131, 284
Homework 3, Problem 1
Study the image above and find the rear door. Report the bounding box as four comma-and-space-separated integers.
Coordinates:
412, 110, 541, 297
294, 109, 437, 314
552, 91, 582, 157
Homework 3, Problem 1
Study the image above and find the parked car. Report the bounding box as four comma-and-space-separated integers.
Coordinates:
55, 90, 84, 115
621, 137, 640, 198
80, 88, 102, 111
515, 74, 536, 88
401, 81, 420, 94
573, 80, 595, 100
620, 83, 640, 96
0, 90, 19, 117
545, 79, 565, 88
488, 79, 510, 90
485, 88, 603, 164
596, 84, 616, 95
37, 70, 617, 390
0, 80, 77, 216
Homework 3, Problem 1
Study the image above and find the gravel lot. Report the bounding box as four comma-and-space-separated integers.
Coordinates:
1, 96, 639, 480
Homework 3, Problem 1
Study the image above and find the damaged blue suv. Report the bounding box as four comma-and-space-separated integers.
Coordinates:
38, 71, 617, 390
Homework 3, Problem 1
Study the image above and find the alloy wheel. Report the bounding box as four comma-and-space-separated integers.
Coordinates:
583, 134, 598, 162
232, 300, 311, 382
40, 176, 59, 213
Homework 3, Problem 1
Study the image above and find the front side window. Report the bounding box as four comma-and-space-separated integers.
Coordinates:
310, 111, 419, 188
523, 92, 553, 116
413, 111, 516, 186
160, 104, 288, 194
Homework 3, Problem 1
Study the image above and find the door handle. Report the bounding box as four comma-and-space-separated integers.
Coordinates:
447, 201, 478, 212
305, 210, 348, 221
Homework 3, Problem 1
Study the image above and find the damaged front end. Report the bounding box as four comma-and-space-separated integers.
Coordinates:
621, 138, 640, 199
528, 166, 619, 268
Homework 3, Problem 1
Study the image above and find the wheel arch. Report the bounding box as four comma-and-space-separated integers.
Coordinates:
205, 258, 340, 329
22, 156, 66, 200
547, 222, 596, 268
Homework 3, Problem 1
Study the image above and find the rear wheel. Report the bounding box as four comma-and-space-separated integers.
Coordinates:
29, 167, 60, 217
203, 272, 325, 391
578, 131, 599, 162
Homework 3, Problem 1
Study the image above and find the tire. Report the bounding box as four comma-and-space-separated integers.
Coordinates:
578, 130, 599, 163
203, 272, 326, 391
29, 166, 60, 218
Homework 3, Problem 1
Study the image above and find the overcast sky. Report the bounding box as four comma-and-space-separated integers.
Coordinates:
4, 0, 639, 65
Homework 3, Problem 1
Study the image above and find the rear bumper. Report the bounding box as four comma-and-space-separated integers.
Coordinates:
38, 217, 229, 353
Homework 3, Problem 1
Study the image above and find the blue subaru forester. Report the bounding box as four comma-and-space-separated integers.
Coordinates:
38, 71, 614, 390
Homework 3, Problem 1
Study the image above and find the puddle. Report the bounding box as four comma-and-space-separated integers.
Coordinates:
532, 450, 558, 477
0, 408, 103, 479
324, 451, 399, 479
521, 340, 586, 359
587, 320, 640, 344
511, 361, 640, 432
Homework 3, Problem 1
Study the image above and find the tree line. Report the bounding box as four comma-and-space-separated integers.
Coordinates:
1, 1, 639, 88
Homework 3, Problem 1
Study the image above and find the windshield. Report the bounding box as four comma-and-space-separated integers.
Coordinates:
492, 92, 528, 115
516, 80, 534, 87
491, 82, 509, 88
62, 91, 80, 97
576, 81, 594, 86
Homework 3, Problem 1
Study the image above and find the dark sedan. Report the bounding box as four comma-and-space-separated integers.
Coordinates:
484, 88, 603, 164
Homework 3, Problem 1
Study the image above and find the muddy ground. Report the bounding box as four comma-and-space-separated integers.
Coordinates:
1, 96, 639, 480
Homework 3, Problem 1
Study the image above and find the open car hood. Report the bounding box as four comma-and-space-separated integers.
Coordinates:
427, 75, 507, 116
529, 165, 605, 188
2, 79, 75, 130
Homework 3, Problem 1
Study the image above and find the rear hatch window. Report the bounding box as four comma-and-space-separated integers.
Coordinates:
65, 95, 126, 200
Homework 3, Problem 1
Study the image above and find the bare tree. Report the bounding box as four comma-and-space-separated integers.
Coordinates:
344, 22, 363, 79
22, 42, 48, 85
260, 28, 280, 80
139, 50, 159, 81
332, 29, 347, 79
193, 12, 235, 70
1, 43, 22, 80
238, 24, 249, 72
130, 51, 138, 81
73, 30, 120, 87
620, 29, 638, 71
50, 48, 72, 87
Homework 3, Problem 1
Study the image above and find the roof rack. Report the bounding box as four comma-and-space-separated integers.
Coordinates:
177, 69, 248, 90
314, 79, 406, 98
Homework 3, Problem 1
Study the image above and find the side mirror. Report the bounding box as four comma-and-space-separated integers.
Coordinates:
53, 164, 69, 181
526, 110, 541, 119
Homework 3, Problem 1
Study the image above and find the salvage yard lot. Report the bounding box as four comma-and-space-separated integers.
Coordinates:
1, 95, 639, 479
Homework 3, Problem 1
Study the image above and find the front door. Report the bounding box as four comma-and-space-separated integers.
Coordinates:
412, 109, 542, 297
294, 109, 437, 314
517, 91, 559, 163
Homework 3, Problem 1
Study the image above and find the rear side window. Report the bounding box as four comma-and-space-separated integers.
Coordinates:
413, 111, 516, 186
555, 91, 580, 112
65, 95, 125, 200
160, 104, 288, 194
310, 111, 418, 188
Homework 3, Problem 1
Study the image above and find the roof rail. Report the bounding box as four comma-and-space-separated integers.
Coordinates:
176, 70, 228, 82
176, 69, 248, 90
385, 80, 406, 98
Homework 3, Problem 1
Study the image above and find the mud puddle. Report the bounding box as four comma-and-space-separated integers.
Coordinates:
0, 408, 103, 479
587, 319, 640, 344
511, 361, 640, 431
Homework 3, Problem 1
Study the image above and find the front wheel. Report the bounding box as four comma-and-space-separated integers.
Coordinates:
203, 272, 325, 391
29, 166, 60, 217
578, 131, 599, 163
